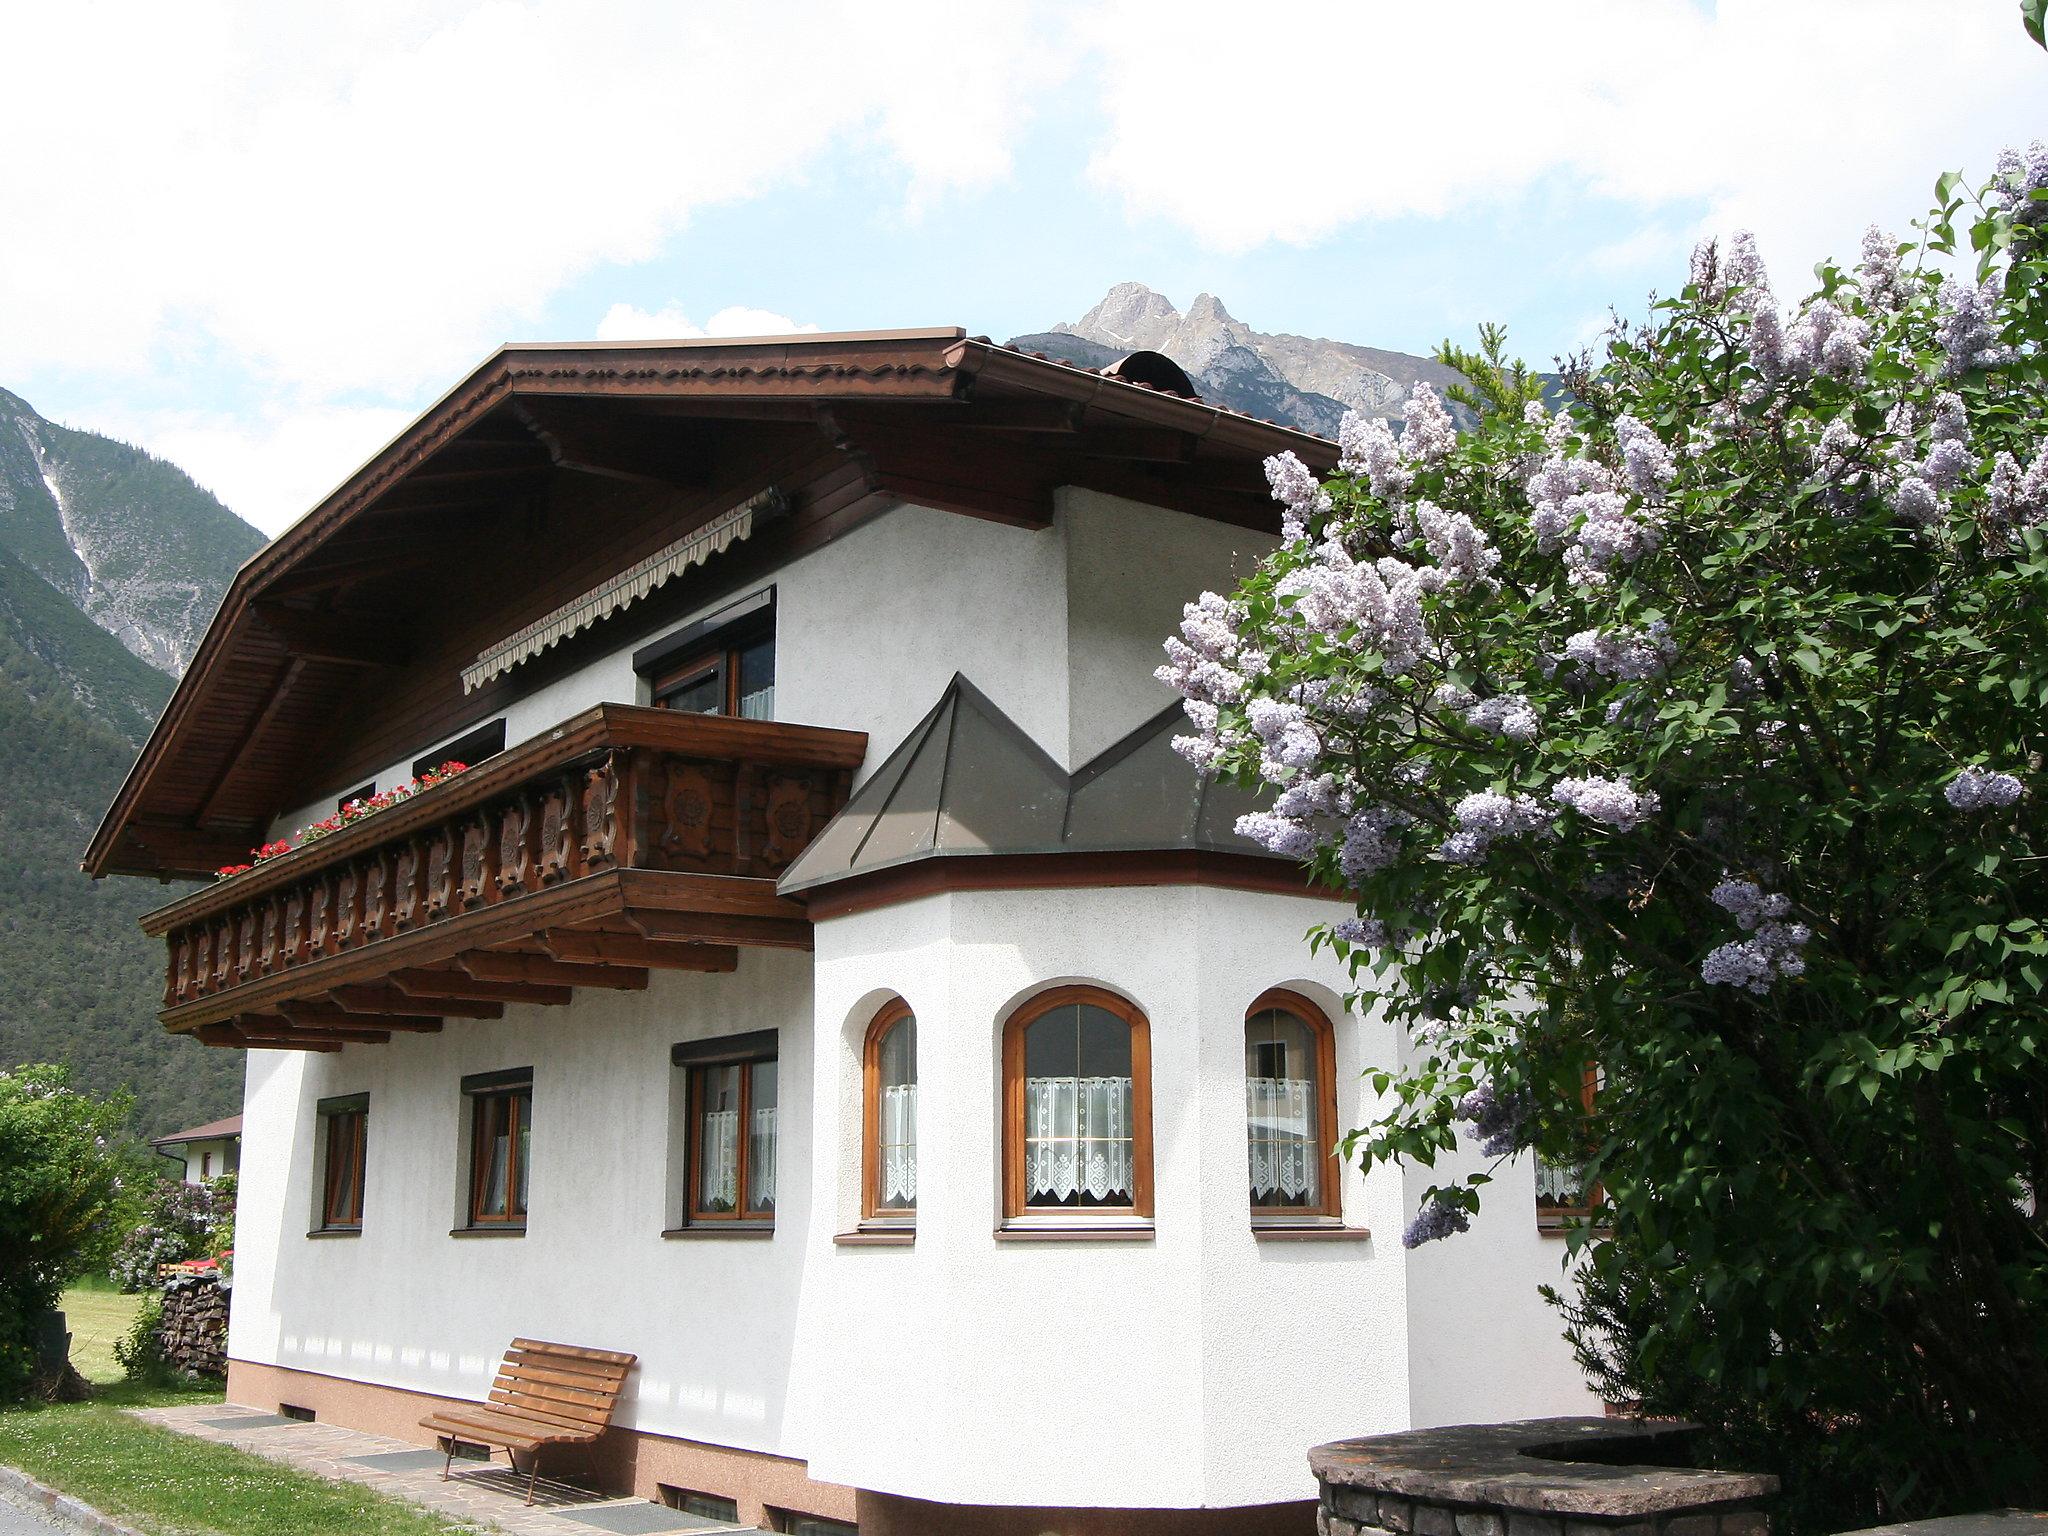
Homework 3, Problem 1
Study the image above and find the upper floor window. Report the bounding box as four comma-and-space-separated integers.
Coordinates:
674, 1032, 779, 1225
415, 718, 505, 780
317, 1094, 368, 1231
463, 1069, 532, 1229
636, 589, 776, 721
1002, 987, 1152, 1224
863, 1002, 917, 1222
1244, 990, 1340, 1223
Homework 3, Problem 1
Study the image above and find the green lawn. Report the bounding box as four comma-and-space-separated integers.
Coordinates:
59, 1280, 142, 1386
0, 1359, 475, 1536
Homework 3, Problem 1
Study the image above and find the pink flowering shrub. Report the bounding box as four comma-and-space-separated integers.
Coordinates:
1163, 156, 2048, 1522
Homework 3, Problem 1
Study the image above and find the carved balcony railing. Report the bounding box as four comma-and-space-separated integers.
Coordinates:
143, 705, 866, 1048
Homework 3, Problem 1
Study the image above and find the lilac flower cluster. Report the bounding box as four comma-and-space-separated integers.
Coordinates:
1273, 542, 1434, 676
1438, 791, 1550, 863
1339, 412, 1412, 503
1402, 1193, 1472, 1249
1937, 274, 2012, 377
1332, 915, 1399, 950
1780, 300, 1869, 383
1463, 694, 1540, 742
1263, 450, 1330, 541
1563, 621, 1676, 683
1996, 140, 2048, 248
1413, 500, 1501, 586
1945, 766, 2025, 811
1340, 806, 1410, 882
1160, 593, 1249, 769
1702, 876, 1810, 992
1983, 445, 2048, 548
1892, 392, 1972, 528
1400, 383, 1459, 466
1614, 415, 1677, 499
1857, 225, 1912, 311
1456, 1081, 1531, 1158
1551, 775, 1661, 832
1246, 696, 1323, 777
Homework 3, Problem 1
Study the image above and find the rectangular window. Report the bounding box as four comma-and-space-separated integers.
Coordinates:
337, 782, 375, 814
634, 589, 775, 721
413, 718, 505, 780
317, 1094, 368, 1231
771, 1511, 858, 1536
1536, 1064, 1601, 1229
658, 1487, 739, 1523
463, 1070, 533, 1228
673, 1032, 778, 1226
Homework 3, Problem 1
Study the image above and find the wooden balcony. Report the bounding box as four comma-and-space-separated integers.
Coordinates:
144, 704, 866, 1051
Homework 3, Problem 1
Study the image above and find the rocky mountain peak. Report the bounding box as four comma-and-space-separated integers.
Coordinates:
1023, 282, 1471, 440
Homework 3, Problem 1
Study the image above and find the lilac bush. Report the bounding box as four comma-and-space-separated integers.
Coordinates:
1162, 157, 2048, 1520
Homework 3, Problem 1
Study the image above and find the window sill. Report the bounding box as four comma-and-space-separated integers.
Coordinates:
662, 1224, 775, 1240
450, 1226, 526, 1238
834, 1228, 914, 1247
306, 1227, 362, 1240
994, 1221, 1155, 1243
1253, 1224, 1371, 1242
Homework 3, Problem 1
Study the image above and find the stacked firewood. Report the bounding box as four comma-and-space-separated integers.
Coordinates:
157, 1273, 229, 1377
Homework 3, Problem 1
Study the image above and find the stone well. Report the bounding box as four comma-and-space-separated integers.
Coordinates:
1310, 1417, 1779, 1536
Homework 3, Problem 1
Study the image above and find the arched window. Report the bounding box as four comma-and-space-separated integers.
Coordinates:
863, 1001, 918, 1222
1002, 987, 1153, 1223
1244, 990, 1340, 1223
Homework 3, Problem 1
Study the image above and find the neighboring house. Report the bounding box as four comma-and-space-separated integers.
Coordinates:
152, 1114, 242, 1184
84, 330, 1597, 1535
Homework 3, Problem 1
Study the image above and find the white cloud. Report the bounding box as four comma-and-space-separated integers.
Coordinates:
0, 1, 1069, 399
88, 402, 418, 538
1081, 0, 2042, 288
594, 304, 822, 342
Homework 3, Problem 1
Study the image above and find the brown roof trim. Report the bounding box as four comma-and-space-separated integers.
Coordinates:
85, 329, 1327, 881
800, 849, 1340, 921
151, 1114, 243, 1147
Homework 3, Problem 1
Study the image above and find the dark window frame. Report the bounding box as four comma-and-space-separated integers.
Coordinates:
462, 1070, 533, 1229
337, 783, 375, 814
413, 718, 505, 780
676, 1033, 779, 1226
317, 1093, 369, 1232
636, 590, 776, 720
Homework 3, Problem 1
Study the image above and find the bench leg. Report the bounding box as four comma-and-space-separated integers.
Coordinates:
525, 1446, 541, 1506
442, 1439, 455, 1481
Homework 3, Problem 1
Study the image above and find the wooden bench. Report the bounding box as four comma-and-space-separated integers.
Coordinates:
421, 1338, 637, 1504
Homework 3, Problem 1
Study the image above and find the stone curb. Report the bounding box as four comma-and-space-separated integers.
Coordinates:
0, 1464, 152, 1536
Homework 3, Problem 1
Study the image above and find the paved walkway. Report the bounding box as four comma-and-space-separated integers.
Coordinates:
132, 1403, 750, 1536
0, 1491, 68, 1535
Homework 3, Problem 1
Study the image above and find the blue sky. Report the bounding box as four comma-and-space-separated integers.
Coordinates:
2, 1, 2041, 535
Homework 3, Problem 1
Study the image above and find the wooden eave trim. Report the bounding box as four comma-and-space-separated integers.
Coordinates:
800, 849, 1334, 921
139, 704, 864, 933
85, 331, 1327, 881
158, 867, 811, 1031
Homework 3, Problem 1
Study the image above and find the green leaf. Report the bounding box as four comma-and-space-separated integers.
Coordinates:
2026, 0, 2047, 48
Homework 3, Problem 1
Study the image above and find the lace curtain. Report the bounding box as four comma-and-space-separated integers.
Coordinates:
1024, 1076, 1133, 1203
699, 1107, 779, 1210
1535, 1155, 1588, 1208
1246, 1076, 1318, 1202
879, 1083, 917, 1206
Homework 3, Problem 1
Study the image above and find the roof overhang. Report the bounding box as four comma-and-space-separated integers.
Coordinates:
86, 329, 1333, 882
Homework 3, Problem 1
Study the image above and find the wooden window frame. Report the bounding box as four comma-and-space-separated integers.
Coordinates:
1536, 1062, 1603, 1231
861, 1000, 916, 1225
679, 1036, 779, 1227
1245, 988, 1344, 1225
647, 624, 774, 719
465, 1079, 532, 1229
413, 718, 504, 780
318, 1101, 368, 1231
1001, 985, 1154, 1226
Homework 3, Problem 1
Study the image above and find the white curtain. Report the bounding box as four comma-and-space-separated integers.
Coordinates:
700, 1109, 739, 1210
1024, 1076, 1133, 1203
1535, 1155, 1587, 1207
1246, 1077, 1318, 1202
880, 1083, 917, 1205
748, 1106, 778, 1209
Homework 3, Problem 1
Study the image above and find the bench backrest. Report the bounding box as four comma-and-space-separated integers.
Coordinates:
487, 1338, 637, 1437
